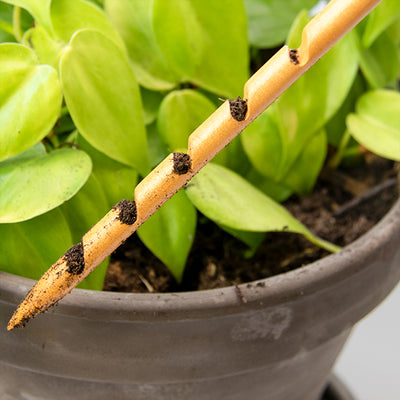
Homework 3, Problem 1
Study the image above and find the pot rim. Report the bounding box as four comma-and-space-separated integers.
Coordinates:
1, 197, 399, 321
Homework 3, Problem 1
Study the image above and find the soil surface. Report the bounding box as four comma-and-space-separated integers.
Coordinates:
103, 154, 399, 293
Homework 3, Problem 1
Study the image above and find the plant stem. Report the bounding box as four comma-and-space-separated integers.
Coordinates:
328, 129, 351, 168
306, 234, 341, 253
12, 6, 22, 42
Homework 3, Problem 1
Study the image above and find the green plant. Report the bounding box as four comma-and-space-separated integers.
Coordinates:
0, 0, 399, 289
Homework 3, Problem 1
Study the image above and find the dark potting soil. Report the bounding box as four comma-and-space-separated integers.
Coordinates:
103, 155, 399, 293
228, 96, 248, 121
173, 152, 192, 175
64, 243, 85, 275
113, 199, 137, 225
289, 48, 300, 65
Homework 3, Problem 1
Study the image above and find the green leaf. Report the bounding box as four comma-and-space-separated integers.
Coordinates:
87, 0, 104, 7
0, 3, 15, 41
277, 20, 358, 178
241, 106, 283, 180
7, 141, 46, 161
325, 73, 366, 147
0, 147, 92, 223
156, 88, 247, 171
153, 0, 249, 98
246, 167, 293, 202
362, 0, 400, 47
61, 174, 109, 243
104, 0, 178, 90
220, 224, 266, 256
50, 0, 123, 47
60, 29, 150, 175
242, 14, 358, 193
22, 25, 63, 67
244, 0, 318, 48
186, 163, 339, 253
0, 208, 72, 279
347, 89, 400, 161
0, 43, 62, 161
2, 0, 52, 33
60, 173, 109, 290
141, 87, 164, 125
157, 89, 216, 151
137, 189, 197, 282
146, 122, 169, 168
0, 25, 14, 43
213, 134, 251, 174
358, 30, 400, 89
386, 16, 400, 46
77, 135, 138, 207
280, 129, 327, 196
242, 105, 323, 195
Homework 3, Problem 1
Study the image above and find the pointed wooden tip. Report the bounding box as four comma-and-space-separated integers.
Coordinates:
7, 311, 28, 331
7, 258, 81, 330
7, 292, 44, 331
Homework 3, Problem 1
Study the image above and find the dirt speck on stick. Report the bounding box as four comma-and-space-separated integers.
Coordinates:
173, 152, 192, 175
64, 243, 85, 275
289, 49, 300, 65
229, 97, 247, 121
113, 199, 137, 225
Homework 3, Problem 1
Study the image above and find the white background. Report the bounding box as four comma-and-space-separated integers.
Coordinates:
334, 283, 400, 400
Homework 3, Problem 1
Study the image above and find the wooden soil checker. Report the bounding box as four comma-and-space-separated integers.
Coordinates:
7, 0, 383, 331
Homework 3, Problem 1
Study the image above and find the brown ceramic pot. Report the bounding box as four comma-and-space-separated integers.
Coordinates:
0, 198, 399, 400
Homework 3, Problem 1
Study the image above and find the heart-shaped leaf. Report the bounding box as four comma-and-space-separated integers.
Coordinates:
146, 122, 169, 168
153, 0, 249, 98
0, 43, 62, 161
325, 73, 366, 147
280, 129, 327, 195
60, 29, 150, 175
157, 89, 216, 151
0, 147, 92, 223
358, 30, 399, 89
51, 0, 123, 47
138, 189, 197, 282
61, 174, 109, 243
141, 87, 164, 125
241, 106, 283, 181
186, 163, 339, 253
77, 135, 138, 207
243, 0, 318, 48
362, 0, 400, 47
22, 25, 63, 67
104, 0, 178, 90
1, 0, 52, 33
347, 89, 400, 161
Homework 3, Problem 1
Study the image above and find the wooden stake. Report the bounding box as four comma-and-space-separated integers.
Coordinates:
7, 0, 383, 330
